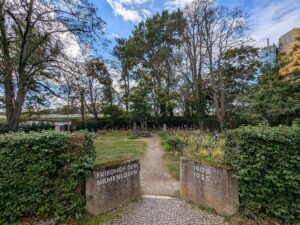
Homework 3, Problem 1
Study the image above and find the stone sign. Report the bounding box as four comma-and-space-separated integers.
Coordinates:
180, 158, 239, 216
85, 160, 140, 215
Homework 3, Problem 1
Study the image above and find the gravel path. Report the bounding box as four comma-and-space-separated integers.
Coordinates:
140, 134, 179, 196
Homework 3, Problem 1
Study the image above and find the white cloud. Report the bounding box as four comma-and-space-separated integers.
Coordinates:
246, 0, 300, 47
108, 33, 121, 39
165, 0, 194, 10
106, 0, 153, 23
165, 0, 300, 48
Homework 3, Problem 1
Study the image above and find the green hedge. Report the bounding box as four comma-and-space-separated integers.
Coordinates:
224, 125, 300, 224
0, 131, 95, 224
0, 122, 55, 134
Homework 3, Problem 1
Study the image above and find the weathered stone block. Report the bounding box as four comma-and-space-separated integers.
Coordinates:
180, 158, 239, 216
85, 160, 140, 215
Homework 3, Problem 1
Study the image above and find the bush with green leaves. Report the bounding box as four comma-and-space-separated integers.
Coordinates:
225, 125, 300, 224
0, 121, 54, 134
0, 131, 95, 224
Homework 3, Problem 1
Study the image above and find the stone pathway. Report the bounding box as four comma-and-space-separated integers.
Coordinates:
104, 197, 228, 225
140, 135, 179, 196
101, 134, 228, 225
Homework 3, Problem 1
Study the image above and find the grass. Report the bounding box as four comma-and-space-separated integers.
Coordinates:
162, 152, 180, 180
63, 213, 116, 225
160, 130, 226, 180
94, 131, 147, 167
0, 118, 6, 125
160, 132, 181, 180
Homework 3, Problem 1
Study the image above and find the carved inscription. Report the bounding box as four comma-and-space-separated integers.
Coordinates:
193, 165, 211, 182
96, 163, 139, 186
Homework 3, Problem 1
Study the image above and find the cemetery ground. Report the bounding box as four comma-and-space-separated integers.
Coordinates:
94, 131, 147, 166
75, 130, 289, 225
68, 130, 230, 225
2, 128, 297, 225
161, 130, 225, 180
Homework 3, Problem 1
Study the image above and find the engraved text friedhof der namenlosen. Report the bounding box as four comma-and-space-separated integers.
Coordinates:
96, 163, 139, 186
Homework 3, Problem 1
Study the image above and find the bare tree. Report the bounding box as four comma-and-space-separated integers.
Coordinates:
181, 0, 208, 128
201, 1, 246, 131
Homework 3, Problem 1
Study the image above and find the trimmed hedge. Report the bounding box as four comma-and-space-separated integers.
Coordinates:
74, 116, 220, 131
224, 125, 300, 224
0, 122, 54, 134
0, 131, 95, 223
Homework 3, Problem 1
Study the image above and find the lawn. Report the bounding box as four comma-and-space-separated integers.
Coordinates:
94, 131, 147, 166
62, 131, 146, 225
160, 132, 181, 180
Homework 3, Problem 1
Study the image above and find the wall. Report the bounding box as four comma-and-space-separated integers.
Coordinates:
85, 160, 140, 215
180, 158, 239, 216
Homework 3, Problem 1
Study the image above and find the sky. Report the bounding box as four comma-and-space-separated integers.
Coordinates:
90, 0, 300, 58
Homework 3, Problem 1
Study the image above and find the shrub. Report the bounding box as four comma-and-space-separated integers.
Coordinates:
224, 125, 300, 224
167, 137, 183, 153
19, 121, 55, 132
75, 118, 129, 131
0, 131, 95, 223
0, 121, 54, 134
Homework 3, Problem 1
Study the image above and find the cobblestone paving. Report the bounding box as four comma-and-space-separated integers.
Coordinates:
104, 197, 228, 225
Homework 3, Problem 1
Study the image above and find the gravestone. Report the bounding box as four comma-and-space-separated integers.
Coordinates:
133, 122, 137, 132
85, 160, 140, 215
163, 124, 167, 132
180, 158, 239, 216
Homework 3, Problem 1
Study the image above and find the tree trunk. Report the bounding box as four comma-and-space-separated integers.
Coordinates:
80, 89, 86, 128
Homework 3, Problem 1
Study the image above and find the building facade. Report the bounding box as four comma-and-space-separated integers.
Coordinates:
261, 44, 277, 66
279, 28, 300, 54
279, 28, 300, 76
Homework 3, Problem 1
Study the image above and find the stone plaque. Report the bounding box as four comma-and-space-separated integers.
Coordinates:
180, 158, 239, 216
86, 160, 140, 215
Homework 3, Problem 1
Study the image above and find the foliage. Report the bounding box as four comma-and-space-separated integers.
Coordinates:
160, 130, 225, 180
224, 125, 300, 224
162, 130, 225, 166
101, 105, 124, 118
84, 58, 114, 120
0, 0, 104, 130
128, 80, 153, 128
0, 122, 54, 134
114, 10, 185, 120
0, 131, 95, 223
74, 118, 129, 130
160, 133, 180, 180
167, 136, 183, 153
243, 65, 300, 125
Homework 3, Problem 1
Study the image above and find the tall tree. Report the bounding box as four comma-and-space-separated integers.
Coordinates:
122, 10, 185, 122
180, 0, 208, 128
201, 0, 247, 131
246, 65, 300, 125
84, 57, 113, 120
0, 0, 104, 129
113, 38, 140, 112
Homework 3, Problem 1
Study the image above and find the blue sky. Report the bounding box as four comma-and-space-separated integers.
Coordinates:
91, 0, 300, 58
